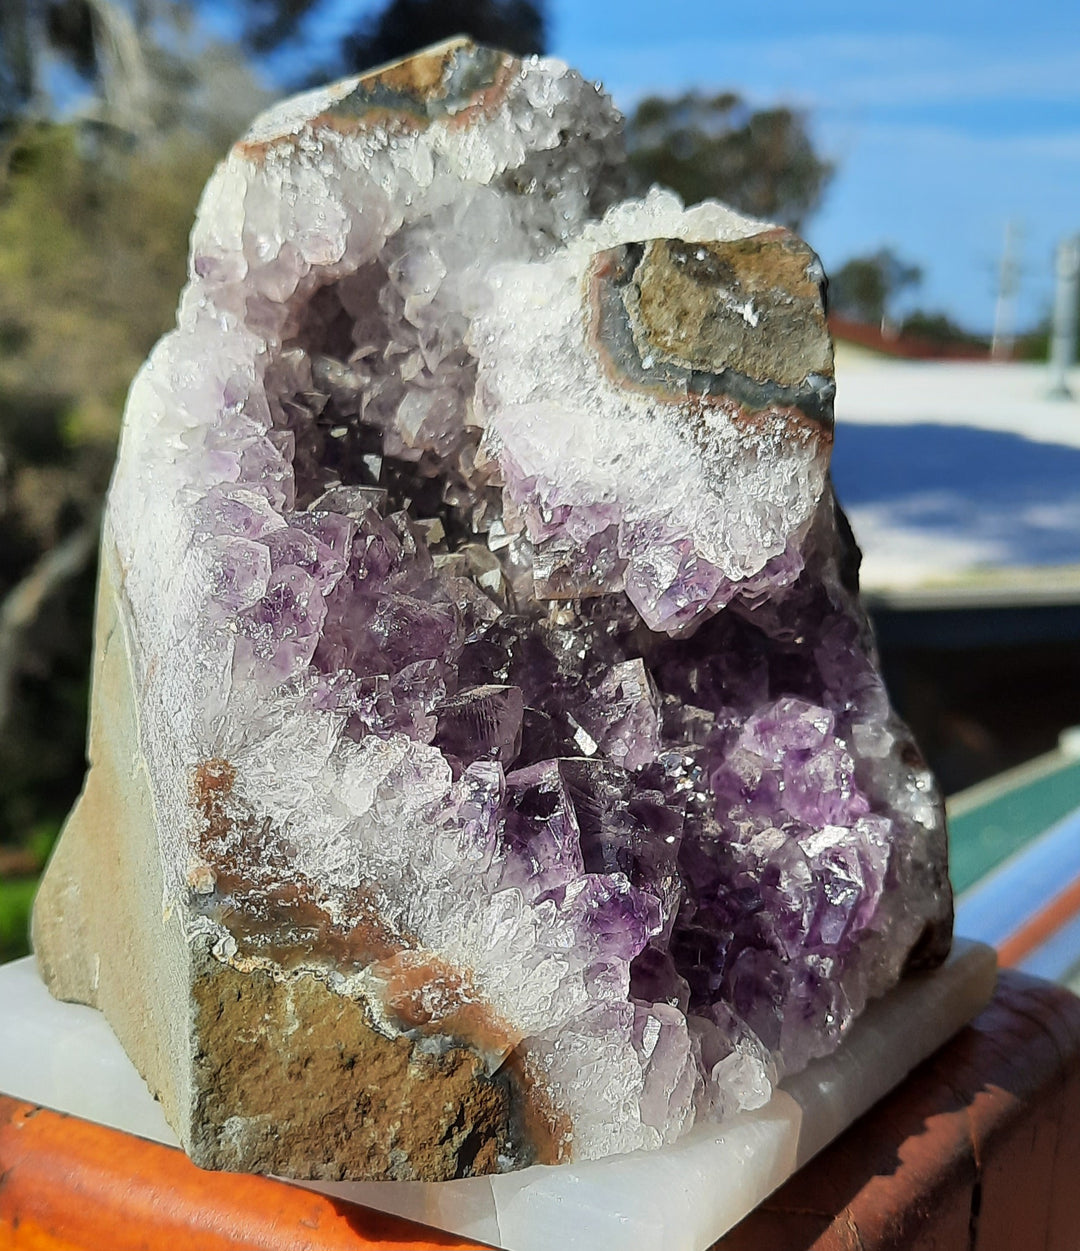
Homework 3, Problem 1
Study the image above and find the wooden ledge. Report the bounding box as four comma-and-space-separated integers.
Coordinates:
0, 1094, 489, 1250
715, 969, 1080, 1250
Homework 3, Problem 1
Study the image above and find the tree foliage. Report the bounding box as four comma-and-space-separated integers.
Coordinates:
1015, 282, 1080, 363
828, 248, 923, 328
0, 120, 219, 847
340, 0, 546, 76
0, 0, 245, 853
0, 0, 39, 126
625, 91, 832, 232
2, 0, 112, 128
236, 0, 325, 55
228, 0, 548, 83
1, 0, 268, 143
899, 310, 987, 351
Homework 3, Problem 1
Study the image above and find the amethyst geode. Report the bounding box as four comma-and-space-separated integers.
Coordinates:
33, 40, 951, 1180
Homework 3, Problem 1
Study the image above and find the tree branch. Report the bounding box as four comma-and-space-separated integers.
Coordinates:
0, 516, 99, 731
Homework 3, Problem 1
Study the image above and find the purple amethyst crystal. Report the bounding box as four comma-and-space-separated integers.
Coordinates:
36, 40, 952, 1180
434, 684, 524, 765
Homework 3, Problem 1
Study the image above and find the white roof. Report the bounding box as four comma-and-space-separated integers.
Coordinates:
832, 351, 1080, 596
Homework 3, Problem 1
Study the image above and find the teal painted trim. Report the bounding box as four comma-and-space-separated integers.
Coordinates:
948, 756, 1080, 895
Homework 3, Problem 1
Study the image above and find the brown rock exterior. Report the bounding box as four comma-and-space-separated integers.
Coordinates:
191, 954, 523, 1179
586, 231, 835, 447
629, 235, 832, 387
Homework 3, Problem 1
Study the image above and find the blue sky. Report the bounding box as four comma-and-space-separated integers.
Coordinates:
548, 0, 1080, 336
253, 0, 1080, 335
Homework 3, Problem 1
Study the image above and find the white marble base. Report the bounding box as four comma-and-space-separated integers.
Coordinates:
0, 941, 996, 1251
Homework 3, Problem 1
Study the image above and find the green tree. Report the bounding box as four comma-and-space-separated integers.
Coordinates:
1015, 285, 1080, 363
828, 248, 923, 330
340, 0, 546, 72
227, 0, 548, 84
235, 0, 325, 56
1, 0, 266, 146
0, 122, 221, 846
899, 310, 987, 351
0, 1, 36, 127
0, 0, 264, 892
0, 1, 268, 959
625, 91, 832, 232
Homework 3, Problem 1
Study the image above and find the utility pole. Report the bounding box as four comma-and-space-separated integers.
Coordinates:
1048, 234, 1080, 400
991, 219, 1020, 361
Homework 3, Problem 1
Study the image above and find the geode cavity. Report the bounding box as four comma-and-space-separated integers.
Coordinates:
33, 40, 951, 1180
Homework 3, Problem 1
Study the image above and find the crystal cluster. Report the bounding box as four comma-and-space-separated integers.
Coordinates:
39, 41, 951, 1178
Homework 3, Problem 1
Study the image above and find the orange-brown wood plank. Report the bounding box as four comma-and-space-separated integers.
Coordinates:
997, 870, 1080, 967
714, 969, 1080, 1251
0, 1094, 491, 1251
